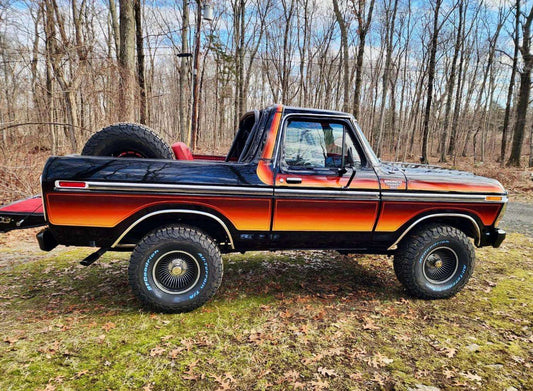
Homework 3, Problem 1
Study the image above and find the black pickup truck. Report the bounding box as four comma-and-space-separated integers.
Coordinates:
0, 105, 507, 312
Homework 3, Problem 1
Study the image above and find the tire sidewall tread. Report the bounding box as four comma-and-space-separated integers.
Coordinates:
82, 123, 174, 159
393, 224, 475, 299
128, 226, 223, 313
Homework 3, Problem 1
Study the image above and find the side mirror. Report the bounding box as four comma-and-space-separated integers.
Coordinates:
336, 167, 347, 176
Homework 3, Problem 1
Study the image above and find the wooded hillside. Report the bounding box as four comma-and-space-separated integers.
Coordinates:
0, 0, 532, 169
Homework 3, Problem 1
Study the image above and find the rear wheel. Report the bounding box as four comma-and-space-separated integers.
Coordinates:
81, 123, 174, 159
128, 226, 223, 313
393, 224, 475, 299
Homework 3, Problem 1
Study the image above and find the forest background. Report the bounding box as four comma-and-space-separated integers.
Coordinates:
1, 0, 532, 203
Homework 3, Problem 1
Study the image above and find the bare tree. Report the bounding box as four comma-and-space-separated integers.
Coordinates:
507, 2, 533, 167
374, 0, 399, 157
134, 0, 147, 124
351, 0, 375, 119
332, 0, 350, 112
500, 1, 520, 165
421, 0, 444, 164
439, 1, 463, 163
119, 0, 136, 122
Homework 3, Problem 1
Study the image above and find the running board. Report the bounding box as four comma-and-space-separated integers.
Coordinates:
80, 248, 108, 266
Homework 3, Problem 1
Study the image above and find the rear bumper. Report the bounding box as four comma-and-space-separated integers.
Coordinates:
480, 227, 506, 248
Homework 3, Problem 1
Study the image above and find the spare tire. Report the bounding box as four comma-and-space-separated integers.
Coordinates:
81, 123, 174, 159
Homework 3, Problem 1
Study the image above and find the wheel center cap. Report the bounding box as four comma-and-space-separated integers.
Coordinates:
434, 260, 443, 268
169, 259, 187, 276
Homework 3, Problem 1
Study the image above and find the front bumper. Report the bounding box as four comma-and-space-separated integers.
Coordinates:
479, 227, 506, 248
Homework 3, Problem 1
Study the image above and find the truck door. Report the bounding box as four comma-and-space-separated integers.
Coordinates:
272, 115, 380, 249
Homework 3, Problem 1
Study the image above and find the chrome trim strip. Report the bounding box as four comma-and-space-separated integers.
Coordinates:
382, 192, 508, 203
275, 188, 380, 201
111, 209, 235, 249
54, 181, 273, 197
387, 213, 481, 250
272, 112, 353, 170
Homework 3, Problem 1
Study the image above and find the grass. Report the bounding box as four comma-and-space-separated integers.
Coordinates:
0, 233, 532, 390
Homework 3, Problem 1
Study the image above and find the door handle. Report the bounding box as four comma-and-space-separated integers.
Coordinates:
286, 177, 302, 184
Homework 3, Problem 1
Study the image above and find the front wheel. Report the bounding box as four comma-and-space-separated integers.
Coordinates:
393, 224, 475, 299
128, 226, 223, 313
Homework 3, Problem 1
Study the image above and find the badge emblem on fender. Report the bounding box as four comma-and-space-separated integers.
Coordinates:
382, 179, 403, 189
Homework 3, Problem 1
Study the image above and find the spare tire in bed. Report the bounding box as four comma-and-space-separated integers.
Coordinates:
81, 123, 174, 159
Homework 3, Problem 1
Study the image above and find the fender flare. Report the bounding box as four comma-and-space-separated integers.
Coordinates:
387, 213, 481, 250
111, 209, 235, 249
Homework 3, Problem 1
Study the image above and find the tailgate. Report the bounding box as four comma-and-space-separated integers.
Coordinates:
0, 196, 46, 232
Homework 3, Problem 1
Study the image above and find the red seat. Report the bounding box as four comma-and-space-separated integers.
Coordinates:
172, 142, 193, 160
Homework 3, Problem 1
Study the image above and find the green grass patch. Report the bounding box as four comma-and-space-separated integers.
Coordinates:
1, 234, 532, 390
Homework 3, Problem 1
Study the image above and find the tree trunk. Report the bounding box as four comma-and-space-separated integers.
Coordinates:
179, 0, 189, 141
332, 0, 350, 112
439, 1, 463, 163
507, 5, 533, 167
375, 0, 399, 157
421, 0, 442, 164
507, 71, 531, 166
119, 0, 136, 122
108, 0, 120, 57
529, 118, 533, 167
189, 0, 202, 150
134, 0, 146, 124
500, 2, 520, 165
352, 0, 375, 120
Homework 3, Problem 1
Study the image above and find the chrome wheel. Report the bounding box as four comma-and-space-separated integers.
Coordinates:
152, 251, 200, 294
422, 247, 459, 284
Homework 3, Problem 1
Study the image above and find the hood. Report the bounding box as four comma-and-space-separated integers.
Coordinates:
381, 162, 506, 194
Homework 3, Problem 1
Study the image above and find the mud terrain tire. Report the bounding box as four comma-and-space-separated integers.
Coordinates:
81, 123, 174, 159
394, 224, 475, 299
128, 226, 223, 313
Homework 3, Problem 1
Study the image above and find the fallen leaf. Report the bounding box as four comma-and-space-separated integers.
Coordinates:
101, 322, 116, 332
3, 336, 19, 345
302, 353, 323, 365
372, 373, 386, 386
362, 317, 379, 330
444, 347, 456, 358
349, 373, 363, 381
317, 367, 337, 377
283, 370, 300, 382
324, 347, 343, 356
443, 368, 455, 379
310, 376, 329, 390
168, 347, 184, 359
74, 370, 89, 379
462, 372, 482, 382
149, 346, 166, 357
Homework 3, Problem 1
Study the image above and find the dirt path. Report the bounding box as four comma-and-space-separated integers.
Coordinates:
499, 201, 533, 237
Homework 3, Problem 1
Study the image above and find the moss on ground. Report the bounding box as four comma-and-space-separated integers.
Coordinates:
0, 234, 531, 390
